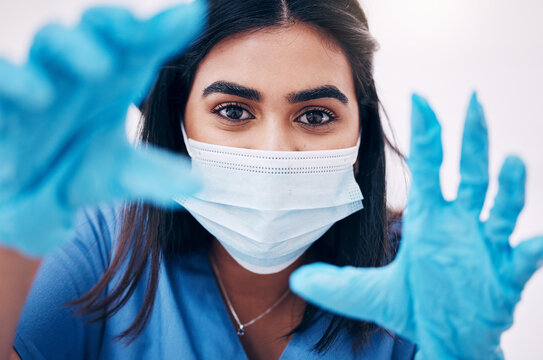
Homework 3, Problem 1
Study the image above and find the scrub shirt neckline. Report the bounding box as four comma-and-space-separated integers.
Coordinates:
201, 251, 301, 360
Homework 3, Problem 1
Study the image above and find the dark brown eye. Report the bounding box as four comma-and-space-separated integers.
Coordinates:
214, 105, 253, 121
298, 110, 333, 125
224, 106, 243, 119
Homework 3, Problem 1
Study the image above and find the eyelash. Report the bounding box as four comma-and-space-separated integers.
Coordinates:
211, 102, 338, 127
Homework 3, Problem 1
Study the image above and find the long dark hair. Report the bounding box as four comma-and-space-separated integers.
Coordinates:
70, 0, 403, 354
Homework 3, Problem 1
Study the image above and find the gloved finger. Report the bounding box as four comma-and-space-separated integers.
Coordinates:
511, 236, 543, 289
80, 0, 207, 62
79, 1, 206, 105
116, 144, 202, 208
64, 122, 201, 209
289, 262, 408, 336
28, 24, 113, 84
456, 92, 489, 212
0, 59, 53, 111
484, 156, 526, 248
407, 94, 444, 204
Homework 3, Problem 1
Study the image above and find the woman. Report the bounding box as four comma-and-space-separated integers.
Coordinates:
1, 0, 541, 359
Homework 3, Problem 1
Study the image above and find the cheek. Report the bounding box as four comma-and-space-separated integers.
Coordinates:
183, 95, 206, 141
182, 94, 204, 140
182, 96, 235, 145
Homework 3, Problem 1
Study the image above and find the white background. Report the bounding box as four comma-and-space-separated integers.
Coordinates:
0, 0, 541, 358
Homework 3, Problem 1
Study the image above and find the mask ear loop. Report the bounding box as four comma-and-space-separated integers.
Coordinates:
354, 131, 362, 176
355, 131, 362, 150
180, 121, 195, 158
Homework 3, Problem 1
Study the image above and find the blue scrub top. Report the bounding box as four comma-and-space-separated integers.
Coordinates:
14, 205, 416, 359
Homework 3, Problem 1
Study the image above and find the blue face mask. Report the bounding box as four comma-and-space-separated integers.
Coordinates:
175, 126, 363, 274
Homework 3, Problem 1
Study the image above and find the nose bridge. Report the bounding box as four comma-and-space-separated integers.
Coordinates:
259, 114, 295, 151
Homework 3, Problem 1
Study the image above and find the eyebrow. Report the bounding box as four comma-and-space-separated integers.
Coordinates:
202, 81, 261, 101
202, 81, 349, 105
287, 85, 349, 105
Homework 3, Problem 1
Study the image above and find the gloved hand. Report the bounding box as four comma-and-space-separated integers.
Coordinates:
0, 0, 207, 256
290, 93, 543, 359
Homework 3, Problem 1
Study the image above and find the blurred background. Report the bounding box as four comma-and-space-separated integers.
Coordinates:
0, 0, 541, 358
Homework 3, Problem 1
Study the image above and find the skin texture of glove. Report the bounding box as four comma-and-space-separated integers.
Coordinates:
0, 0, 207, 256
290, 93, 543, 359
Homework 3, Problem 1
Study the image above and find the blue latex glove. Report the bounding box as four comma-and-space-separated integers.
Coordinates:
290, 93, 543, 359
0, 0, 207, 256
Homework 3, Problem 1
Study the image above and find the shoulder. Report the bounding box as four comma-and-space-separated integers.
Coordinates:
28, 202, 126, 301
290, 312, 417, 359
74, 202, 124, 246
43, 202, 125, 292
14, 203, 125, 359
49, 202, 124, 272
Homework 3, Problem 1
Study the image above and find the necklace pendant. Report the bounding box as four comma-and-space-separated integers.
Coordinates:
237, 325, 245, 336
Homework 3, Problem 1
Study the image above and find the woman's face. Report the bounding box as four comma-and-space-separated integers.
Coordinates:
184, 22, 359, 151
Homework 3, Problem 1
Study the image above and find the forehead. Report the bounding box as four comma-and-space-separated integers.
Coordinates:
193, 22, 355, 98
